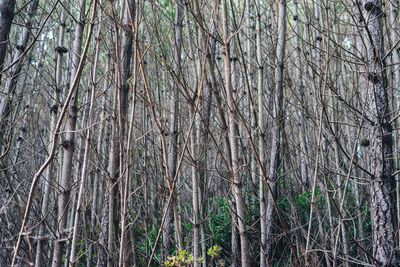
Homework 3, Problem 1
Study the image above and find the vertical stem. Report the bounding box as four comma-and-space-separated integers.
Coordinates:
35, 0, 60, 265
51, 0, 86, 265
388, 0, 400, 248
293, 0, 309, 189
255, 1, 266, 266
69, 2, 98, 264
265, 0, 287, 264
221, 1, 250, 266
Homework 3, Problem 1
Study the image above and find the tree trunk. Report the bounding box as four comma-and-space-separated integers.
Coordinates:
0, 0, 38, 154
221, 1, 250, 266
0, 0, 16, 153
191, 4, 217, 264
0, 0, 15, 73
162, 0, 184, 259
51, 1, 86, 265
360, 1, 399, 265
388, 0, 400, 248
266, 0, 287, 264
69, 3, 99, 264
35, 2, 64, 266
87, 52, 110, 267
118, 1, 137, 265
256, 0, 267, 266
293, 0, 309, 190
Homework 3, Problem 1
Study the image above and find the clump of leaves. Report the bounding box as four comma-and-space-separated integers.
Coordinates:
164, 245, 223, 267
164, 250, 194, 267
207, 245, 222, 258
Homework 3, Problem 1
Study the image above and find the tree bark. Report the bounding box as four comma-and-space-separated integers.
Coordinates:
0, 0, 16, 152
162, 0, 184, 259
69, 2, 99, 264
118, 0, 137, 264
87, 52, 110, 267
0, 0, 15, 73
388, 0, 400, 249
293, 0, 309, 190
256, 0, 267, 266
266, 0, 287, 264
51, 1, 86, 265
35, 2, 64, 266
360, 1, 399, 265
221, 1, 250, 266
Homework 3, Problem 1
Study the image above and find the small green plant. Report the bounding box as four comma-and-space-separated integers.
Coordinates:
164, 250, 194, 267
164, 245, 223, 267
207, 245, 222, 258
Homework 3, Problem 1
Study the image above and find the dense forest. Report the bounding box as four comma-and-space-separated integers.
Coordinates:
0, 0, 399, 266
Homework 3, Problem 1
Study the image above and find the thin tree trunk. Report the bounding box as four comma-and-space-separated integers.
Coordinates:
245, 0, 257, 215
388, 0, 400, 248
221, 1, 250, 266
69, 3, 99, 264
192, 4, 217, 264
35, 3, 65, 266
185, 24, 201, 260
265, 0, 287, 264
118, 80, 137, 267
198, 79, 212, 267
118, 1, 137, 264
0, 0, 18, 168
51, 1, 86, 265
162, 0, 184, 259
293, 0, 309, 190
87, 54, 109, 267
305, 107, 325, 266
256, 0, 267, 266
184, 4, 204, 265
230, 199, 240, 267
107, 73, 119, 267
96, 50, 113, 264
0, 0, 15, 74
105, 1, 135, 265
190, 110, 200, 267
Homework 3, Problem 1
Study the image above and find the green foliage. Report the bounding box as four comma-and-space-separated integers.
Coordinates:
209, 198, 231, 248
159, 0, 175, 20
275, 189, 326, 225
296, 190, 313, 209
136, 224, 159, 265
163, 249, 208, 267
162, 0, 171, 6
164, 245, 223, 267
185, 222, 192, 233
296, 189, 324, 209
277, 195, 290, 211
164, 250, 194, 267
207, 245, 222, 258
